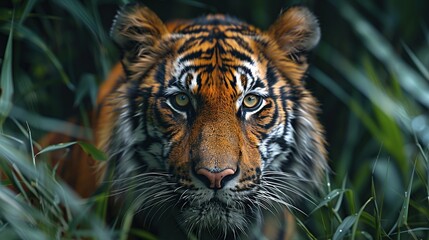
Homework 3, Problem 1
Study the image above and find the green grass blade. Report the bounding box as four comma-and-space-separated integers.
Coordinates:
34, 141, 106, 161
296, 217, 318, 240
0, 133, 112, 239
130, 229, 158, 240
317, 43, 408, 125
18, 0, 37, 25
371, 176, 383, 239
120, 205, 135, 240
333, 215, 357, 240
35, 141, 107, 161
74, 73, 98, 107
348, 100, 382, 143
351, 197, 373, 240
414, 135, 429, 205
53, 0, 107, 43
388, 162, 415, 236
334, 176, 348, 212
77, 141, 107, 161
335, 1, 429, 108
394, 228, 429, 237
402, 42, 429, 81
360, 231, 374, 240
10, 106, 90, 139
0, 17, 14, 129
35, 142, 77, 157
311, 189, 348, 214
26, 122, 36, 167
398, 164, 415, 227
0, 186, 50, 240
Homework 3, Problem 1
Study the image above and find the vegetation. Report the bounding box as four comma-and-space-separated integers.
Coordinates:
1, 0, 428, 239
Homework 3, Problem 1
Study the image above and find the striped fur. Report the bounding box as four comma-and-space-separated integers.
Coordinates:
68, 3, 327, 239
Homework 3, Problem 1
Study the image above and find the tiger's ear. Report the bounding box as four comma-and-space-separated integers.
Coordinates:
111, 3, 169, 69
268, 6, 320, 56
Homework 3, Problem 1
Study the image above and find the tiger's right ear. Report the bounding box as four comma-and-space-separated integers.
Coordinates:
267, 6, 320, 57
111, 4, 169, 74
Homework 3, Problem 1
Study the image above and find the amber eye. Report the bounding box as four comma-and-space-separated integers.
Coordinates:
172, 93, 190, 109
242, 94, 262, 109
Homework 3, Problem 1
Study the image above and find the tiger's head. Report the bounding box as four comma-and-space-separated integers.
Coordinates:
99, 3, 327, 238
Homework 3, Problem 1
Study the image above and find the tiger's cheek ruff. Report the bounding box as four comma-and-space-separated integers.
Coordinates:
104, 3, 328, 239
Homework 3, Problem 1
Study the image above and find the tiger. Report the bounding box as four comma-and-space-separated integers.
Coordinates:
43, 3, 328, 239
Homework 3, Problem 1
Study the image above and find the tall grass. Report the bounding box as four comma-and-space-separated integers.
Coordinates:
1, 0, 428, 239
0, 131, 112, 239
305, 1, 429, 239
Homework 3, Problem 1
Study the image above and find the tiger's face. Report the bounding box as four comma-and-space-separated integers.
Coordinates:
100, 3, 327, 238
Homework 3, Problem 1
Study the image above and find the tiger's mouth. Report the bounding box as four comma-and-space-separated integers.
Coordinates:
200, 195, 231, 208
178, 187, 241, 209
198, 198, 229, 211
178, 193, 255, 236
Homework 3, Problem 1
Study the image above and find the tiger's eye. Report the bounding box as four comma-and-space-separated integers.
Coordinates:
174, 93, 190, 108
243, 94, 261, 109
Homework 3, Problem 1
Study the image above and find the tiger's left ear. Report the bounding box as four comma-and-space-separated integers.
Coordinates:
268, 6, 320, 56
110, 3, 169, 76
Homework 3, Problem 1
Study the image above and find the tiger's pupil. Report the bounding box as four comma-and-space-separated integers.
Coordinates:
175, 93, 190, 107
243, 94, 260, 109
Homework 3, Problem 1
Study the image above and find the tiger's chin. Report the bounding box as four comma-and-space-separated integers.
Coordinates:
179, 198, 258, 239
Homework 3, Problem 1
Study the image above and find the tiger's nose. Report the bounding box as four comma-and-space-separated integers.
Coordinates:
196, 168, 236, 189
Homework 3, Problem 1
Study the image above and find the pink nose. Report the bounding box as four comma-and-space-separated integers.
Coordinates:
196, 168, 236, 189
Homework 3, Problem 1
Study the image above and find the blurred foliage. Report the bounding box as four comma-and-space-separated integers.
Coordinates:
0, 0, 429, 239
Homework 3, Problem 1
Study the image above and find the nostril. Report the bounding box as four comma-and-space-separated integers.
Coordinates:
196, 168, 236, 189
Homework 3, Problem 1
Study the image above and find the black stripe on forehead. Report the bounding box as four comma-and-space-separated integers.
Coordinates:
178, 48, 254, 67
229, 49, 253, 63
177, 32, 253, 56
230, 36, 254, 54
176, 25, 257, 55
179, 50, 204, 62
177, 36, 200, 54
